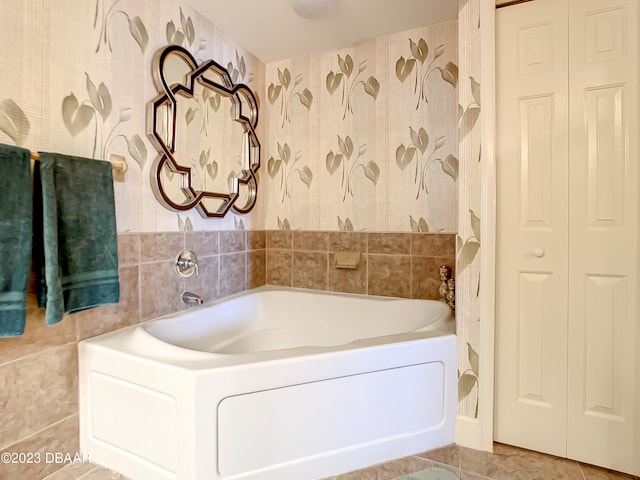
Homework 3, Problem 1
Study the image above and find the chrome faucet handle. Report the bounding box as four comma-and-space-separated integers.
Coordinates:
175, 249, 199, 278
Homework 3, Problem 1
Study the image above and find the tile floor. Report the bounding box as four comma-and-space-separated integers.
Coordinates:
325, 443, 640, 480
49, 443, 640, 480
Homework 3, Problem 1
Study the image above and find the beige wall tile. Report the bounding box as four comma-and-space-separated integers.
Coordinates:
368, 233, 412, 254
220, 253, 247, 297
266, 230, 293, 249
327, 232, 368, 253
412, 233, 456, 257
183, 255, 219, 303
74, 266, 140, 340
328, 253, 367, 294
248, 250, 266, 289
139, 233, 184, 263
0, 345, 78, 448
266, 250, 293, 286
411, 256, 455, 300
220, 231, 246, 254
0, 415, 80, 480
185, 231, 219, 257
247, 230, 266, 250
139, 261, 183, 320
293, 231, 329, 251
0, 279, 75, 365
293, 252, 328, 290
367, 255, 411, 298
117, 234, 139, 266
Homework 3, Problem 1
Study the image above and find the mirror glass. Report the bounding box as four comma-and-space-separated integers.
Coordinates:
147, 45, 260, 217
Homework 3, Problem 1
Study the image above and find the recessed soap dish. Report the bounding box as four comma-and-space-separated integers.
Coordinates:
334, 251, 360, 269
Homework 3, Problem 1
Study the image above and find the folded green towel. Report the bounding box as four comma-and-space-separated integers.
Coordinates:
0, 144, 32, 337
33, 152, 119, 325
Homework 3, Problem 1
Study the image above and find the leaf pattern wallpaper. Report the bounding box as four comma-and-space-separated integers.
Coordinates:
61, 72, 147, 169
93, 0, 149, 54
2, 0, 480, 423
268, 68, 313, 127
395, 126, 458, 199
0, 99, 30, 146
261, 20, 458, 233
325, 54, 380, 119
456, 0, 483, 420
395, 38, 458, 109
325, 135, 379, 201
0, 0, 264, 233
0, 0, 457, 235
267, 142, 313, 203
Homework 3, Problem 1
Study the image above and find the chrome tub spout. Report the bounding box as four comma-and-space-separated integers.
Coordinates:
181, 291, 203, 305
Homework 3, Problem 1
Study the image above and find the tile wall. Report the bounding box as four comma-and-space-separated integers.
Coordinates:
265, 231, 455, 299
0, 229, 452, 479
0, 230, 265, 480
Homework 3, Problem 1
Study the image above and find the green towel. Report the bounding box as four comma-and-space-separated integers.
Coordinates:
0, 144, 32, 337
33, 152, 119, 325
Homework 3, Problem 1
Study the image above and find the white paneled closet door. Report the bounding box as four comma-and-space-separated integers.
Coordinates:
495, 0, 570, 458
495, 0, 639, 475
566, 0, 638, 471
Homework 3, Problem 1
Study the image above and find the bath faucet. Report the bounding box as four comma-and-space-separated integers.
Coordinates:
181, 291, 203, 305
175, 249, 199, 278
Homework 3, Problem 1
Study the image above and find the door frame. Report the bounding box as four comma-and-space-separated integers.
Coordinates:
478, 0, 497, 453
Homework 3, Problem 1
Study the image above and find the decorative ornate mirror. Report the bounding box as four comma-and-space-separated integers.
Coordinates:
146, 45, 260, 218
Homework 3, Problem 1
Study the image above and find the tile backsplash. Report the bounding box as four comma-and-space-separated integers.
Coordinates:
0, 230, 265, 480
0, 229, 452, 479
265, 230, 455, 299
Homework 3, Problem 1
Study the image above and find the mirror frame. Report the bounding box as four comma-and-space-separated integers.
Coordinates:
146, 45, 260, 218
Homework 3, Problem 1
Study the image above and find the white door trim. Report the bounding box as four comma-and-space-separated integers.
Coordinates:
478, 0, 497, 453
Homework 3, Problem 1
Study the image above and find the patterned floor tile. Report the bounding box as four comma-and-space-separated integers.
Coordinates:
393, 466, 461, 480
459, 443, 585, 480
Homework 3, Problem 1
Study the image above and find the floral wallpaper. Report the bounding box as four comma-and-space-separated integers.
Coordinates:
0, 0, 475, 421
0, 0, 264, 233
457, 0, 483, 420
0, 100, 30, 147
258, 21, 459, 232
0, 2, 456, 235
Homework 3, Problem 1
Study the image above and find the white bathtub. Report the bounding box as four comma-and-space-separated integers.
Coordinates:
79, 286, 457, 480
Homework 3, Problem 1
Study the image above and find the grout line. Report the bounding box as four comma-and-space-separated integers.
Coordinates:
0, 340, 77, 369
0, 412, 77, 453
576, 461, 588, 480
42, 464, 98, 480
409, 252, 414, 299
75, 466, 101, 480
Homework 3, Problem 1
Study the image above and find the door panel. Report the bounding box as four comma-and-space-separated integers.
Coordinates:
497, 0, 639, 474
495, 0, 569, 457
566, 0, 638, 472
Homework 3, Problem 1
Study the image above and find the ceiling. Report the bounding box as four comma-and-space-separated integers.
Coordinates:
186, 0, 458, 64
